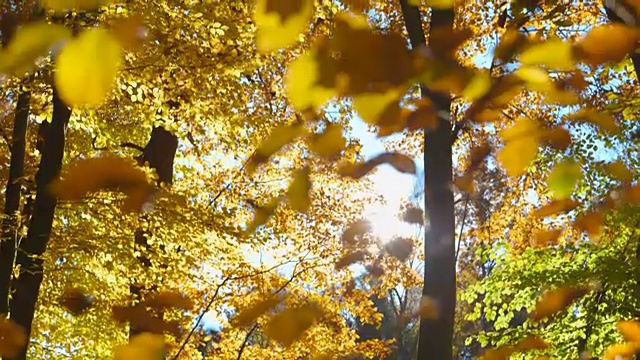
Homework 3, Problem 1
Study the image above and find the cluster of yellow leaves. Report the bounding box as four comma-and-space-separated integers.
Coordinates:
603, 320, 640, 360
0, 13, 147, 108
113, 333, 166, 360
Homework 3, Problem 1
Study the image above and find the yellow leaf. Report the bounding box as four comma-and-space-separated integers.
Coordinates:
288, 167, 311, 213
254, 0, 314, 52
574, 211, 605, 240
55, 28, 122, 108
519, 38, 575, 71
247, 197, 281, 233
617, 321, 640, 343
0, 319, 26, 358
603, 342, 640, 360
530, 286, 590, 321
113, 333, 166, 360
285, 49, 335, 111
339, 152, 416, 179
567, 108, 618, 134
308, 123, 346, 158
462, 72, 492, 101
497, 117, 539, 177
0, 22, 71, 76
515, 66, 554, 92
353, 90, 402, 126
232, 296, 283, 328
42, 0, 118, 11
425, 0, 454, 9
50, 154, 153, 212
263, 303, 322, 347
578, 24, 639, 66
479, 346, 515, 360
248, 123, 307, 173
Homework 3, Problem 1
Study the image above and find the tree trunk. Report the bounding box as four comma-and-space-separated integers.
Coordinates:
0, 91, 30, 317
8, 88, 70, 360
129, 126, 178, 339
399, 2, 456, 360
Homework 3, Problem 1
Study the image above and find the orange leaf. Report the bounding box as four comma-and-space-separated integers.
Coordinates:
617, 320, 640, 342
401, 206, 424, 225
532, 199, 580, 218
233, 296, 283, 328
515, 334, 549, 352
415, 296, 439, 319
341, 220, 371, 248
578, 24, 639, 66
606, 160, 633, 183
603, 342, 640, 360
60, 288, 94, 316
263, 303, 322, 347
540, 127, 572, 151
0, 318, 26, 358
531, 228, 562, 248
338, 152, 416, 179
530, 286, 590, 321
574, 211, 605, 239
479, 346, 515, 360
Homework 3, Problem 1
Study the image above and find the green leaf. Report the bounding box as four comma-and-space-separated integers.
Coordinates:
547, 160, 582, 200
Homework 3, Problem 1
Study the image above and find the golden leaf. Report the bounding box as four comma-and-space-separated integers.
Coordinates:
113, 333, 166, 360
0, 319, 26, 358
42, 0, 118, 11
603, 342, 640, 360
519, 38, 576, 71
540, 127, 572, 151
497, 117, 539, 177
109, 14, 147, 51
606, 160, 633, 183
405, 99, 439, 131
335, 250, 367, 270
425, 0, 454, 8
353, 90, 402, 126
574, 211, 605, 239
254, 0, 314, 52
0, 22, 71, 76
112, 305, 181, 337
530, 286, 590, 321
247, 197, 281, 233
578, 24, 639, 66
144, 291, 194, 311
531, 229, 562, 248
288, 167, 311, 213
339, 152, 416, 179
462, 72, 492, 101
50, 154, 154, 212
232, 296, 283, 328
567, 108, 618, 134
248, 123, 307, 173
617, 320, 640, 343
515, 335, 549, 352
479, 346, 515, 360
385, 237, 414, 262
454, 173, 474, 194
416, 296, 439, 319
55, 28, 122, 108
263, 303, 322, 347
532, 199, 580, 218
308, 123, 346, 158
285, 49, 335, 111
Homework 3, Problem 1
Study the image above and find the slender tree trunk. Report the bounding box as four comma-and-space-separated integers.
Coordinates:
0, 91, 30, 317
129, 126, 178, 339
7, 88, 70, 360
399, 2, 456, 360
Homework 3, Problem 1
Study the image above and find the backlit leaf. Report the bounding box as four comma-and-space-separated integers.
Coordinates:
288, 167, 311, 213
248, 197, 281, 233
308, 123, 346, 158
263, 303, 322, 347
254, 0, 314, 52
617, 320, 640, 343
248, 123, 307, 173
0, 22, 71, 76
515, 335, 549, 351
55, 28, 122, 108
547, 160, 582, 200
50, 154, 154, 213
233, 296, 283, 327
567, 108, 618, 134
113, 333, 166, 360
0, 319, 26, 358
603, 342, 640, 360
497, 117, 540, 177
109, 14, 148, 51
531, 229, 562, 248
42, 0, 118, 11
606, 160, 633, 183
335, 250, 367, 270
530, 286, 590, 321
416, 296, 439, 319
285, 49, 335, 111
578, 24, 639, 66
574, 211, 605, 239
425, 0, 454, 8
519, 39, 575, 71
532, 199, 580, 218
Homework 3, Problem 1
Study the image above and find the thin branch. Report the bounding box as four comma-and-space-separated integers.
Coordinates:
455, 197, 470, 262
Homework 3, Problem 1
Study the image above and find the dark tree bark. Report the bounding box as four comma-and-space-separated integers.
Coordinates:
129, 126, 178, 339
8, 88, 70, 360
399, 2, 456, 360
0, 91, 30, 317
